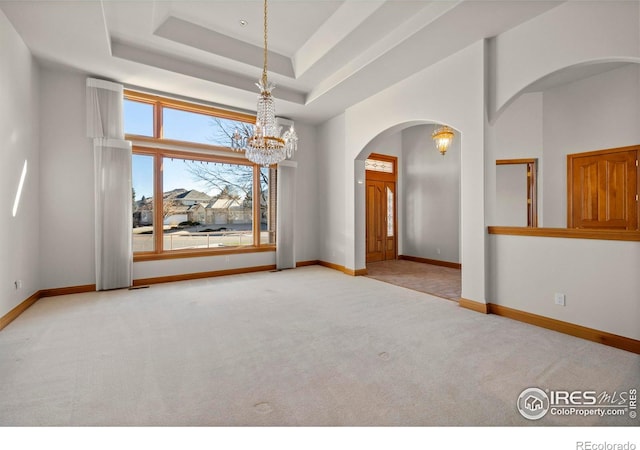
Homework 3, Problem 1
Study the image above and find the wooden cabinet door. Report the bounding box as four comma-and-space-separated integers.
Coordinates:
569, 148, 638, 230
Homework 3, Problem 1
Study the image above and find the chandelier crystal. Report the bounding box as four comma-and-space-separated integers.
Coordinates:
432, 124, 454, 156
231, 0, 298, 166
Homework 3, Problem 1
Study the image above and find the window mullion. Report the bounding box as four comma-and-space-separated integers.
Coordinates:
154, 153, 164, 253
155, 100, 163, 139
253, 165, 260, 247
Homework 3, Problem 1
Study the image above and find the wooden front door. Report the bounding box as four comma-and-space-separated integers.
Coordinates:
568, 146, 638, 230
365, 154, 397, 263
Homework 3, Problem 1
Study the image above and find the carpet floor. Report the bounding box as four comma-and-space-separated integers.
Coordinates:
365, 260, 461, 301
0, 266, 637, 426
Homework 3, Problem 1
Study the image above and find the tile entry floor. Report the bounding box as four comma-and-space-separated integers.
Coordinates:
365, 259, 461, 301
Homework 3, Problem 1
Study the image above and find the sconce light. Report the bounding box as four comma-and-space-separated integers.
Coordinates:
432, 125, 454, 156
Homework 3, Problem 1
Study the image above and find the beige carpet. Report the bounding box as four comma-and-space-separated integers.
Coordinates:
0, 266, 637, 426
366, 260, 461, 301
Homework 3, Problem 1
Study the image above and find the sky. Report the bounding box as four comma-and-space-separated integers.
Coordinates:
125, 99, 250, 201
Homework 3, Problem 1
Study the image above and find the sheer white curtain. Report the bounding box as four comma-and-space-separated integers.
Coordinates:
93, 138, 132, 290
87, 78, 125, 139
276, 160, 297, 270
86, 78, 132, 290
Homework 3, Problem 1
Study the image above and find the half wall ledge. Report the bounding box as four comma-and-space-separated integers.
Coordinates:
488, 227, 640, 242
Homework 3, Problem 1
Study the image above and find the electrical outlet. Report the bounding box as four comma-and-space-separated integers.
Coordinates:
554, 293, 566, 306
14, 280, 22, 290
437, 248, 441, 255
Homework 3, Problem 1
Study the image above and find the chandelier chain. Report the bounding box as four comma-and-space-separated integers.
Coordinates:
229, 0, 298, 166
262, 0, 268, 88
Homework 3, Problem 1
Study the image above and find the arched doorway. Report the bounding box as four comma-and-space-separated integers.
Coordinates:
356, 122, 462, 300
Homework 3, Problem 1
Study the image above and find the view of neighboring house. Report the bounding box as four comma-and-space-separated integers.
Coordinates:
174, 189, 211, 206
134, 188, 253, 228
163, 189, 209, 226
132, 196, 154, 228
187, 203, 207, 224
206, 197, 251, 225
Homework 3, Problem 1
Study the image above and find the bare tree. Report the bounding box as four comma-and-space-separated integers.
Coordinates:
207, 117, 254, 148
184, 161, 254, 198
162, 199, 183, 219
184, 117, 270, 201
180, 118, 273, 224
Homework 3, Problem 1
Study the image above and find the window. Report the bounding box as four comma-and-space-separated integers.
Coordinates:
126, 91, 277, 260
162, 107, 248, 147
124, 99, 154, 137
132, 154, 154, 252
365, 158, 394, 173
260, 166, 277, 245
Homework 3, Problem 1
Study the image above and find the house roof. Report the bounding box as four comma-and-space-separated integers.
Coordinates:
175, 189, 211, 202
209, 197, 243, 210
163, 188, 188, 200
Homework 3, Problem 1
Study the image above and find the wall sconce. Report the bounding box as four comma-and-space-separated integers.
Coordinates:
432, 125, 454, 156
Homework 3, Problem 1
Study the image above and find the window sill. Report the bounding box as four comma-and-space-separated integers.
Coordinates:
133, 245, 276, 262
487, 227, 640, 242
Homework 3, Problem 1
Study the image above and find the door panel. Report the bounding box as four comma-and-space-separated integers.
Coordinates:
384, 183, 396, 259
366, 180, 396, 262
604, 159, 627, 222
366, 180, 385, 262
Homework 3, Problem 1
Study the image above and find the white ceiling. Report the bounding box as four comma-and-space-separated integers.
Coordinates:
0, 0, 567, 124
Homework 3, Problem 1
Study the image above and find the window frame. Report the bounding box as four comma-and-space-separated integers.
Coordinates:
126, 90, 276, 262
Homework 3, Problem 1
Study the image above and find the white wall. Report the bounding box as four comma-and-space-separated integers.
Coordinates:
342, 40, 486, 302
0, 10, 40, 317
485, 92, 543, 226
317, 113, 346, 265
39, 67, 95, 289
542, 64, 640, 227
288, 122, 319, 264
485, 13, 640, 342
401, 124, 460, 263
490, 235, 640, 341
491, 0, 640, 117
361, 130, 402, 160
133, 251, 277, 280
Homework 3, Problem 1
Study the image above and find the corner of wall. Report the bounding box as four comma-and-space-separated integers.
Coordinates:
0, 9, 42, 318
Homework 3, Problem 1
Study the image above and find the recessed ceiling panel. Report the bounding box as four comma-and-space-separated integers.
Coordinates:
164, 0, 344, 56
111, 38, 306, 104
155, 16, 295, 78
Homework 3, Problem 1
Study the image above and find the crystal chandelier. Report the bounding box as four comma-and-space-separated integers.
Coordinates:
432, 124, 454, 156
231, 0, 298, 166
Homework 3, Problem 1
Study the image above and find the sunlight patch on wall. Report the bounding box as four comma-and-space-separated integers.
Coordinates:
12, 160, 28, 217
